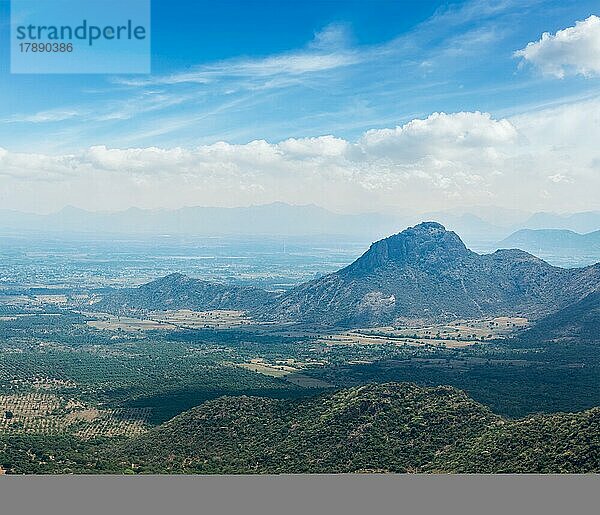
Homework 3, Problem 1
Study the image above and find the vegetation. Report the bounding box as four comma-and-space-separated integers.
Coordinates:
2, 383, 598, 474
428, 407, 600, 473
1, 224, 599, 474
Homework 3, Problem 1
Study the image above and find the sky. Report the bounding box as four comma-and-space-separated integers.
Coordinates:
0, 0, 599, 214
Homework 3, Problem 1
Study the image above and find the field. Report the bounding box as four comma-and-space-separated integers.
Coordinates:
0, 273, 598, 448
237, 359, 332, 388
316, 317, 529, 349
0, 393, 151, 438
151, 309, 253, 329
85, 309, 252, 332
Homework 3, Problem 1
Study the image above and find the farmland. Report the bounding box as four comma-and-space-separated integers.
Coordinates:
0, 233, 599, 473
0, 291, 597, 428
1, 392, 150, 438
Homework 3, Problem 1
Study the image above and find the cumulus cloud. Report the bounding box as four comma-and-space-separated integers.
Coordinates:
359, 111, 517, 157
515, 15, 600, 78
1, 106, 599, 214
0, 148, 83, 181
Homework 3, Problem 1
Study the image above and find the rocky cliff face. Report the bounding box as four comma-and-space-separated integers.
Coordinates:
342, 222, 472, 276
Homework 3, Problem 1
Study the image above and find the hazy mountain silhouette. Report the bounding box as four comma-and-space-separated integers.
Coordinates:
500, 228, 600, 254
0, 203, 399, 238
523, 211, 600, 234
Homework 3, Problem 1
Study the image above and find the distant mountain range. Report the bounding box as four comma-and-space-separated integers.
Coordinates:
95, 222, 600, 328
0, 203, 399, 239
522, 211, 600, 234
500, 228, 600, 254
2, 204, 600, 242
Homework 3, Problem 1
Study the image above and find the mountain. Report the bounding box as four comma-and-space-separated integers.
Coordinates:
94, 222, 600, 327
106, 383, 599, 474
92, 273, 276, 313
519, 291, 600, 345
500, 228, 600, 254
262, 222, 600, 327
0, 203, 401, 238
523, 211, 600, 234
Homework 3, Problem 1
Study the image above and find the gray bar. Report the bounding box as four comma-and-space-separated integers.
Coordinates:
1, 474, 599, 515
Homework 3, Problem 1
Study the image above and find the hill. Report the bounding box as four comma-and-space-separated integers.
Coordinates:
428, 407, 600, 473
517, 291, 600, 345
500, 228, 600, 254
112, 383, 499, 474
92, 272, 276, 313
2, 383, 598, 474
110, 383, 600, 474
261, 222, 600, 327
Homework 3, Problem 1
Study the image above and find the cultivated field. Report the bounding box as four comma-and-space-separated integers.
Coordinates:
237, 359, 332, 388
318, 317, 529, 349
0, 393, 151, 438
85, 313, 176, 332
85, 309, 252, 332
151, 309, 253, 329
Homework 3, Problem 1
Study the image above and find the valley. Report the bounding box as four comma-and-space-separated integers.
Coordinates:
1, 223, 599, 474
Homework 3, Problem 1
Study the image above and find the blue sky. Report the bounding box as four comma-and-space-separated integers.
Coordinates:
0, 0, 599, 214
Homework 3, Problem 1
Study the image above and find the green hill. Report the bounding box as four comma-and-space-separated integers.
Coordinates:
111, 383, 599, 474
113, 383, 498, 474
3, 383, 598, 474
428, 408, 600, 473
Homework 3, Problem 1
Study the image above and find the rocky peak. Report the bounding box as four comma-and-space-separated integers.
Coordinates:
344, 221, 471, 275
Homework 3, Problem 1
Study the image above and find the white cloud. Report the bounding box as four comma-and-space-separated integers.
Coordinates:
359, 111, 517, 155
3, 109, 84, 123
0, 148, 82, 181
117, 24, 360, 88
515, 15, 600, 78
1, 105, 599, 214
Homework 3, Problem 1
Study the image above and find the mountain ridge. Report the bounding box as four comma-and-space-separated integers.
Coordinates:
261, 222, 600, 327
0, 203, 398, 238
94, 222, 600, 327
500, 228, 600, 254
93, 272, 276, 313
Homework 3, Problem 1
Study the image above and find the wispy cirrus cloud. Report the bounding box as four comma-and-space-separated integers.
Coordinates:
2, 90, 194, 126
1, 0, 595, 156
2, 109, 86, 124
116, 24, 360, 88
